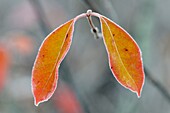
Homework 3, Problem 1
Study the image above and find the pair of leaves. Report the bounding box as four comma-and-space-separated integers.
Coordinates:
32, 11, 145, 106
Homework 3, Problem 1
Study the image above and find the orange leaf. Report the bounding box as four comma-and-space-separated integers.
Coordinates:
32, 19, 75, 106
100, 16, 145, 97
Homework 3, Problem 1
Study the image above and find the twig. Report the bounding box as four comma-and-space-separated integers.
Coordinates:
86, 10, 101, 39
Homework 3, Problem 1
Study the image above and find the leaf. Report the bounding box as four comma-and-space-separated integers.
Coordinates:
100, 16, 145, 97
32, 19, 75, 106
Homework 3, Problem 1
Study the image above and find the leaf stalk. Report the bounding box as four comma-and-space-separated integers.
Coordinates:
86, 10, 101, 39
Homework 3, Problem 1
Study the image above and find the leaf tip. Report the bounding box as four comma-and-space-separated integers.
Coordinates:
33, 94, 41, 106
136, 91, 141, 98
34, 100, 39, 107
137, 79, 145, 98
33, 92, 48, 106
33, 95, 47, 106
32, 86, 44, 107
136, 80, 145, 98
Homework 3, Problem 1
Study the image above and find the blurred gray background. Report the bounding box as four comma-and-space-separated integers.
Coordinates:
0, 0, 170, 113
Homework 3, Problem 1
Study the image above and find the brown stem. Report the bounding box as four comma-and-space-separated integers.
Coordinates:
86, 10, 100, 39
